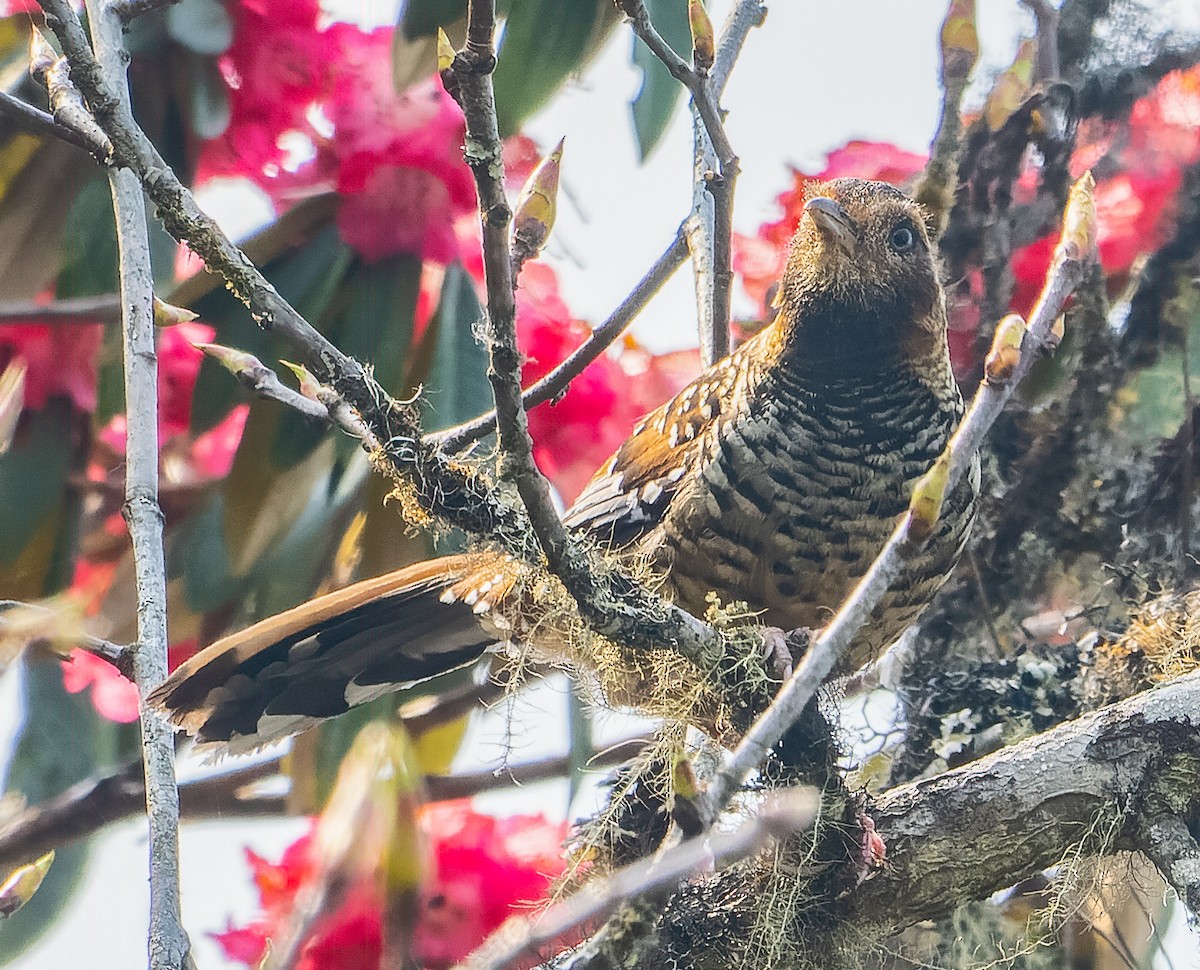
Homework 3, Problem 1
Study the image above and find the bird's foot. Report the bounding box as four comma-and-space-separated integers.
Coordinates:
760, 626, 814, 681
853, 811, 887, 887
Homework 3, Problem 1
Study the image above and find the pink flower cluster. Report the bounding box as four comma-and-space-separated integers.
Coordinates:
216, 802, 572, 970
198, 1, 476, 264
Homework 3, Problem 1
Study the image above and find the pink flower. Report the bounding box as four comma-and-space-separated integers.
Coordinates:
191, 404, 250, 480
62, 650, 140, 723
159, 322, 215, 438
0, 321, 104, 412
216, 804, 570, 970
336, 161, 470, 264
62, 638, 200, 723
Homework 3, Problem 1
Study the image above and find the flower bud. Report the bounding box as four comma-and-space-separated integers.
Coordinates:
939, 0, 978, 82
984, 313, 1027, 385
0, 851, 55, 918
1058, 170, 1097, 264
689, 0, 715, 73
153, 297, 199, 328
985, 37, 1036, 131
908, 452, 950, 543
512, 137, 564, 263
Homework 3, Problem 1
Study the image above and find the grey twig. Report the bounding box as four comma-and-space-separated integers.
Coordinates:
619, 0, 754, 364
458, 788, 819, 970
0, 89, 109, 158
0, 292, 122, 324
75, 0, 189, 965
704, 174, 1097, 821
27, 31, 115, 161
0, 599, 132, 679
430, 228, 688, 452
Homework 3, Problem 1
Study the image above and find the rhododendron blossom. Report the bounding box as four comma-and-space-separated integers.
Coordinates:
515, 264, 697, 504
199, 7, 475, 264
0, 321, 104, 412
216, 803, 570, 970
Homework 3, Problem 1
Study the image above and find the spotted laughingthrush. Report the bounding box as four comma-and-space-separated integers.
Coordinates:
151, 177, 980, 752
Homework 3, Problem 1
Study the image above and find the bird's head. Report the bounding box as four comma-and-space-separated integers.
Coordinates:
773, 178, 946, 371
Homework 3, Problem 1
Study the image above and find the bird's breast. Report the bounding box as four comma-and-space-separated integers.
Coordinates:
645, 367, 975, 668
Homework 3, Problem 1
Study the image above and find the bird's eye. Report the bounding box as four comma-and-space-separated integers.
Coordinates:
889, 225, 916, 253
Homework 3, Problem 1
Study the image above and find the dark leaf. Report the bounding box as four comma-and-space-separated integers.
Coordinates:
631, 0, 689, 159
493, 0, 619, 137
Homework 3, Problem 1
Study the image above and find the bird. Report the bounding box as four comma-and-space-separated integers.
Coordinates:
150, 177, 979, 753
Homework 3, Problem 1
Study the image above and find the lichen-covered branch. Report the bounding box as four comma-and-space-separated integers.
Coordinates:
842, 671, 1200, 936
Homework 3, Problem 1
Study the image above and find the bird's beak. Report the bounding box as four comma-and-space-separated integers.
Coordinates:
803, 197, 857, 254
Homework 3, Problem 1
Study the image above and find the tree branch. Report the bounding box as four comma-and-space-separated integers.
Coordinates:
843, 671, 1200, 935
0, 293, 122, 324
0, 88, 110, 159
79, 1, 188, 966
618, 0, 747, 364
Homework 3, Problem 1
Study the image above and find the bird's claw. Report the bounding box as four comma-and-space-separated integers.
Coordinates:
760, 627, 793, 680
854, 811, 887, 886
760, 626, 815, 681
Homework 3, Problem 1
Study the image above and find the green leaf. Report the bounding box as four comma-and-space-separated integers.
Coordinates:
0, 666, 121, 961
423, 262, 492, 431
493, 0, 619, 137
56, 179, 119, 300
166, 0, 234, 56
399, 0, 468, 39
0, 406, 72, 569
630, 0, 689, 159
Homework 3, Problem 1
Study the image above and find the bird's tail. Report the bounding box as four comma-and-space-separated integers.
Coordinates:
149, 552, 508, 753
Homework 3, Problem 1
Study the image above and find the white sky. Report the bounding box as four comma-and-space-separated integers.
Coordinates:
7, 1, 1200, 968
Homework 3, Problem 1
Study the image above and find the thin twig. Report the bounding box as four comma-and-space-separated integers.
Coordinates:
0, 599, 133, 678
0, 292, 122, 324
703, 173, 1097, 821
457, 788, 818, 970
0, 758, 280, 873
430, 229, 688, 452
432, 1, 763, 445
80, 0, 188, 965
0, 88, 110, 158
619, 0, 745, 364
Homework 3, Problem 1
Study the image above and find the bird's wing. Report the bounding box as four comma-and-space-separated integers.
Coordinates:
563, 352, 745, 548
149, 553, 511, 753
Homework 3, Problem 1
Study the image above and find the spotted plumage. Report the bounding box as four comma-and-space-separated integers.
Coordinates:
151, 177, 979, 752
